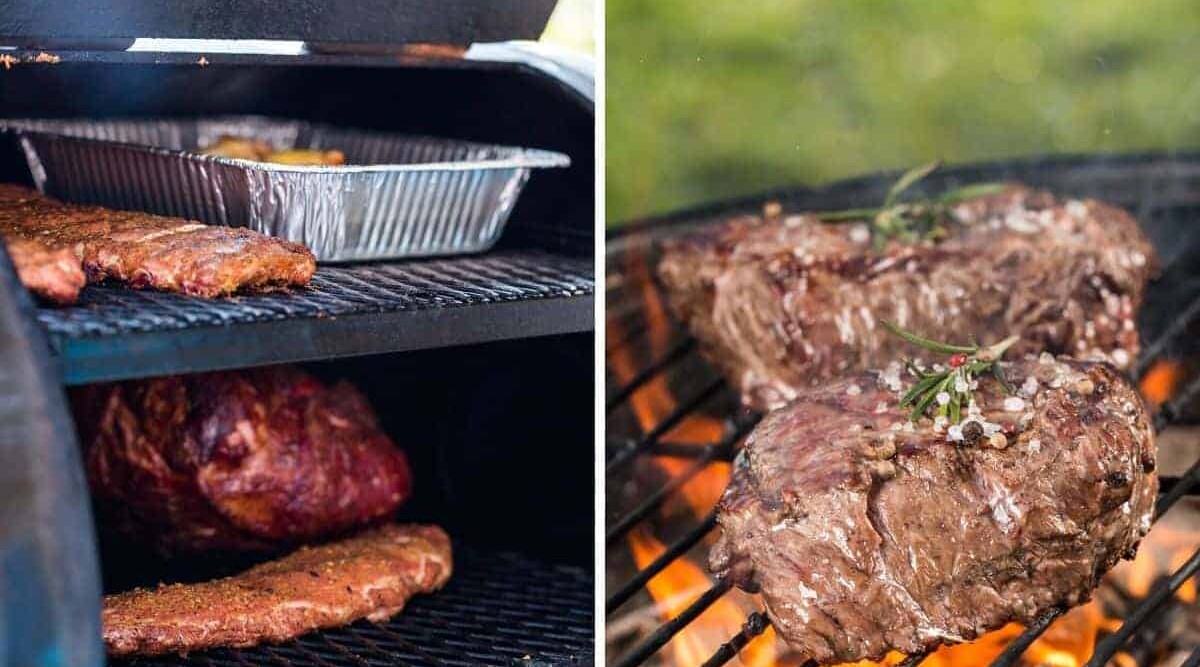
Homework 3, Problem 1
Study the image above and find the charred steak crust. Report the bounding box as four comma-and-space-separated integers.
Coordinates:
658, 186, 1156, 411
78, 366, 413, 554
709, 357, 1156, 663
103, 524, 452, 656
0, 183, 315, 301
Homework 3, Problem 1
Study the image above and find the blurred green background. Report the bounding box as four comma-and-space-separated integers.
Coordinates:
607, 0, 1200, 225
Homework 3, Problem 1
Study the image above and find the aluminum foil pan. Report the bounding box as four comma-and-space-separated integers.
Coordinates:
1, 116, 570, 261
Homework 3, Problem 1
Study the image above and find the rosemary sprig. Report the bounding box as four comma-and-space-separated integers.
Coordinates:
881, 319, 1019, 423
815, 161, 1007, 250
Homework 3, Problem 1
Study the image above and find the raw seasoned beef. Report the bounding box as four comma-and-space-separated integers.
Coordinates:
78, 366, 412, 554
710, 356, 1156, 663
104, 524, 451, 656
0, 184, 315, 301
658, 186, 1155, 411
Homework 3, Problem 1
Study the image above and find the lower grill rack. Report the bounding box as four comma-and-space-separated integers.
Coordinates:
113, 548, 593, 667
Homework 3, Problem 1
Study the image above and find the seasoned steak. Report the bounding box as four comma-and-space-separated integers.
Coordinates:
5, 238, 86, 304
78, 366, 412, 553
104, 524, 452, 656
709, 356, 1156, 663
658, 186, 1155, 411
0, 184, 315, 300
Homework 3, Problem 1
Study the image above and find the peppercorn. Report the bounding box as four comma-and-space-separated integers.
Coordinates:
961, 420, 984, 445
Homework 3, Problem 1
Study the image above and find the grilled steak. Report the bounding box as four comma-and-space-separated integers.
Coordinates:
5, 238, 86, 304
78, 366, 412, 553
709, 356, 1156, 663
658, 186, 1155, 411
104, 524, 452, 656
0, 184, 315, 301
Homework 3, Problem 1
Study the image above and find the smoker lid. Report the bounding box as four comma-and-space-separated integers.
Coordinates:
0, 0, 558, 48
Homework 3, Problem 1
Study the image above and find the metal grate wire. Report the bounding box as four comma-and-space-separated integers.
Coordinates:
113, 547, 593, 667
39, 250, 593, 339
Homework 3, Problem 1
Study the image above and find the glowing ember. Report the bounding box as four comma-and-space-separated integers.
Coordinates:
1140, 359, 1183, 409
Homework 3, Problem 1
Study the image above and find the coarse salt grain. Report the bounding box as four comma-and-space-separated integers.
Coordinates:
875, 402, 889, 414
1112, 349, 1130, 366
848, 225, 871, 244
936, 391, 951, 406
947, 424, 964, 442
846, 384, 862, 396
954, 375, 968, 393
1027, 438, 1041, 452
1003, 396, 1025, 412
1020, 376, 1038, 398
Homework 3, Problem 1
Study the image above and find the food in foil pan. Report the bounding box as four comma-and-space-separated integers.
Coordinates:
103, 524, 451, 656
0, 183, 315, 304
74, 365, 414, 555
5, 116, 570, 261
200, 134, 346, 166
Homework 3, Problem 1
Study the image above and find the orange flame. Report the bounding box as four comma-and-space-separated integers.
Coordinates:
1139, 359, 1183, 409
630, 527, 779, 667
609, 247, 731, 516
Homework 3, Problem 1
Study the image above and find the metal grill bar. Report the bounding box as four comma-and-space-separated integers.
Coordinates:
611, 579, 734, 667
1085, 545, 1200, 667
606, 377, 726, 474
606, 416, 758, 546
697, 613, 770, 667
606, 510, 718, 614
606, 338, 696, 411
1183, 644, 1200, 667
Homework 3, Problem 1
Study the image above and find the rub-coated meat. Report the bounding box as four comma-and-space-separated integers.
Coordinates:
103, 524, 452, 656
710, 357, 1156, 663
0, 184, 315, 301
658, 186, 1156, 411
78, 366, 412, 554
5, 237, 86, 304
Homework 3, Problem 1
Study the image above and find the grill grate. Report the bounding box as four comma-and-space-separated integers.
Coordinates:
113, 547, 593, 667
35, 249, 593, 384
606, 154, 1200, 667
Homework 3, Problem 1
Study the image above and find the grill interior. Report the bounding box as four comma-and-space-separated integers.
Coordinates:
606, 153, 1200, 667
0, 53, 594, 667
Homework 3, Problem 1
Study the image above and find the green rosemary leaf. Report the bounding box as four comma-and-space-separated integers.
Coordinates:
900, 373, 945, 407
910, 386, 939, 421
884, 160, 942, 207
949, 391, 961, 424
936, 183, 1008, 205
992, 363, 1013, 394
814, 207, 880, 222
880, 319, 978, 355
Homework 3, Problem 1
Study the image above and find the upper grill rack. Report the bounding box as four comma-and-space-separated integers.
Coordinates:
35, 249, 593, 384
112, 547, 593, 667
605, 154, 1200, 667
